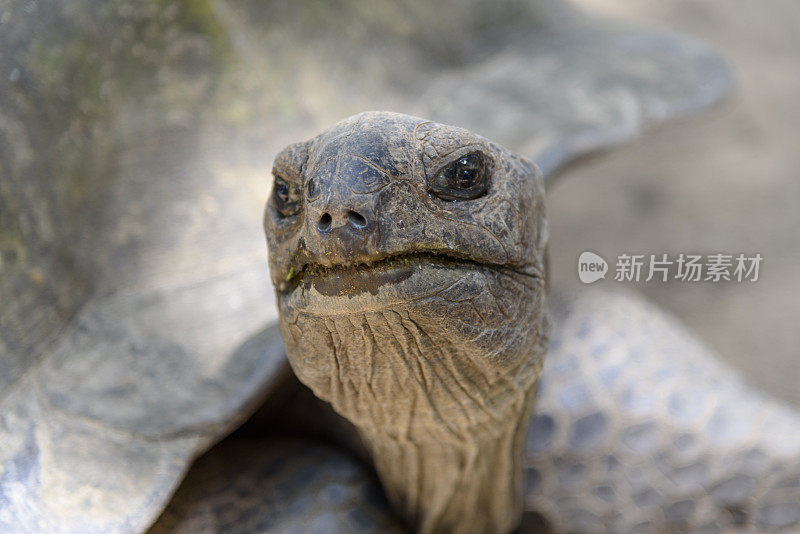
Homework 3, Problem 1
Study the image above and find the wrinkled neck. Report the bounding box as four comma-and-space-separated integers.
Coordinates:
286, 310, 544, 534
360, 386, 537, 534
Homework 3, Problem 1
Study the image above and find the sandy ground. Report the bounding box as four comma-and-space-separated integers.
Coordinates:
551, 0, 800, 405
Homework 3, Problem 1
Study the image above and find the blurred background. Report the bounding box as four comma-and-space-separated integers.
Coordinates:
551, 0, 800, 406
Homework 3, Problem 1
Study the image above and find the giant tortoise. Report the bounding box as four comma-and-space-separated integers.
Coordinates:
3, 1, 799, 533
147, 112, 800, 534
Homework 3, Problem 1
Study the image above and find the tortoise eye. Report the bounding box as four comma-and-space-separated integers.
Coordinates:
273, 175, 302, 217
428, 152, 488, 201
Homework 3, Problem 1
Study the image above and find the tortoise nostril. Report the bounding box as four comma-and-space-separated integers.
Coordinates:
348, 210, 367, 228
316, 211, 367, 232
317, 213, 332, 231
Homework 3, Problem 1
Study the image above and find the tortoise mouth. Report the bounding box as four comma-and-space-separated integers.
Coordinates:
287, 252, 484, 298
277, 252, 498, 315
277, 251, 541, 316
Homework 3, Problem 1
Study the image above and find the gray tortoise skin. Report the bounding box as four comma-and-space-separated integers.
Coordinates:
154, 288, 800, 533
152, 113, 800, 533
149, 439, 404, 534
527, 289, 800, 533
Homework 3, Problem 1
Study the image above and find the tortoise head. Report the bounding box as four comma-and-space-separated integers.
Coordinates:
265, 111, 548, 533
265, 111, 548, 432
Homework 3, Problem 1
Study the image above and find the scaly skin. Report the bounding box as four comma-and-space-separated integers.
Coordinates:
264, 111, 549, 534
526, 288, 800, 532
148, 438, 403, 534
150, 289, 800, 533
